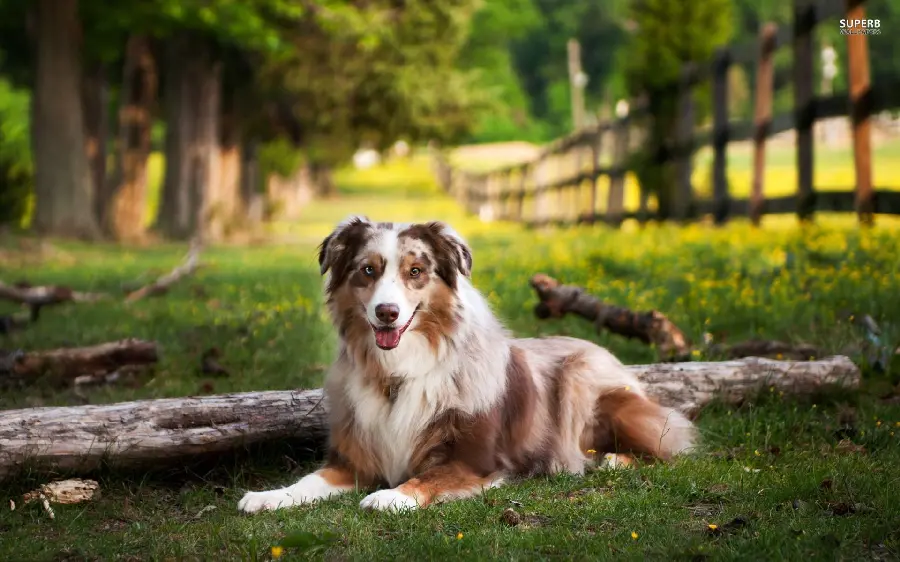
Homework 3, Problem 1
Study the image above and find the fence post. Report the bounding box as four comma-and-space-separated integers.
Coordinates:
517, 164, 528, 222
712, 48, 731, 225
534, 156, 548, 226
608, 115, 630, 226
674, 63, 696, 221
793, 0, 816, 222
590, 128, 603, 223
751, 23, 777, 226
845, 0, 874, 226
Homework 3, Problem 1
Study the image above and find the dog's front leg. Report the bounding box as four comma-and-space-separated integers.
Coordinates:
238, 464, 370, 513
359, 462, 503, 512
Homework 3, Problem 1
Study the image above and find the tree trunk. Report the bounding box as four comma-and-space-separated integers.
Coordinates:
310, 163, 335, 198
155, 37, 220, 241
240, 140, 263, 225
191, 58, 221, 241
31, 0, 100, 240
81, 62, 108, 218
103, 34, 157, 241
206, 103, 240, 241
0, 356, 859, 479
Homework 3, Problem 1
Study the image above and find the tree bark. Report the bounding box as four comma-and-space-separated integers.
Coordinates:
0, 355, 859, 479
31, 0, 100, 239
310, 162, 335, 198
155, 36, 220, 241
81, 62, 108, 217
240, 140, 262, 225
103, 34, 157, 241
206, 104, 241, 241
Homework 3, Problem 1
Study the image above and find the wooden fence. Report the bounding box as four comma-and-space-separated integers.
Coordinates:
432, 0, 900, 228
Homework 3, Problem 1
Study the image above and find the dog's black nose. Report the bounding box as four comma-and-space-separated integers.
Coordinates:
375, 303, 400, 324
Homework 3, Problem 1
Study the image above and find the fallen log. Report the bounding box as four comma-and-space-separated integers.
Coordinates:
0, 355, 859, 479
0, 339, 159, 385
0, 281, 109, 307
530, 273, 691, 359
0, 282, 109, 327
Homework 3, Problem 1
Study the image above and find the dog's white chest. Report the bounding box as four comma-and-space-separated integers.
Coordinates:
349, 384, 435, 486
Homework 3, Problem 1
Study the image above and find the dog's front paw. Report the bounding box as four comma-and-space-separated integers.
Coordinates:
360, 489, 418, 512
238, 489, 295, 513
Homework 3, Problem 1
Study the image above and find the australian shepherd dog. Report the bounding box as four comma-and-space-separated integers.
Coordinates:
238, 217, 696, 514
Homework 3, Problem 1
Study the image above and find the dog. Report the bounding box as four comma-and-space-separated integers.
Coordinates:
238, 217, 696, 513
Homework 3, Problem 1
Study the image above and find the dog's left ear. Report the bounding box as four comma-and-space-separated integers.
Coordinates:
426, 221, 473, 278
318, 215, 372, 276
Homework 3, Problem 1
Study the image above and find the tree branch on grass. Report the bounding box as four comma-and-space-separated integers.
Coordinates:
530, 273, 691, 359
0, 240, 203, 329
124, 238, 203, 302
0, 355, 860, 479
530, 274, 828, 361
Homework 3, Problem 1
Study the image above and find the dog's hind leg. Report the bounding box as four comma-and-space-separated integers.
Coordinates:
591, 388, 697, 461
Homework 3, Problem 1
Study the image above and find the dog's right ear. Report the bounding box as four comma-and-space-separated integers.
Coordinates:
318, 215, 372, 276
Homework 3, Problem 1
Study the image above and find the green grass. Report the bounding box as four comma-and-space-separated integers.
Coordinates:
2, 154, 900, 561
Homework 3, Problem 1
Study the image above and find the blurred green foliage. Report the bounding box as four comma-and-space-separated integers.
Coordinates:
0, 78, 31, 226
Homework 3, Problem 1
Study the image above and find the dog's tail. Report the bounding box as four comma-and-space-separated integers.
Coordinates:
595, 389, 697, 460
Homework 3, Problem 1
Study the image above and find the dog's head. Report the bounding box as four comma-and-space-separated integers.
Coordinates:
318, 216, 472, 351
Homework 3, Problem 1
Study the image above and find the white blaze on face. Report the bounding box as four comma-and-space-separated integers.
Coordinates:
366, 229, 415, 329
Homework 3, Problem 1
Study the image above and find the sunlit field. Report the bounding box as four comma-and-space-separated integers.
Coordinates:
1, 153, 899, 561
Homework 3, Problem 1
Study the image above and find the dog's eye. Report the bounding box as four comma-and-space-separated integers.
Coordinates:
409, 267, 421, 278
362, 265, 375, 276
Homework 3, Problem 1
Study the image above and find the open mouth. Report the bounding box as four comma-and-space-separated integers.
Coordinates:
371, 308, 418, 350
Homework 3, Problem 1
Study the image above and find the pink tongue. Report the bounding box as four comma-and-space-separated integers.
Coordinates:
375, 329, 402, 349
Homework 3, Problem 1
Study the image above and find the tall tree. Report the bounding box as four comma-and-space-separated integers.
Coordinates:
103, 34, 157, 240
31, 0, 100, 239
624, 0, 734, 220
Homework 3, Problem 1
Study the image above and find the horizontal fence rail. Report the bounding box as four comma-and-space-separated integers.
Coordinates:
432, 0, 899, 228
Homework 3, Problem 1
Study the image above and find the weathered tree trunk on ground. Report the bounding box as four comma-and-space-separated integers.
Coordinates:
0, 356, 859, 479
155, 37, 220, 241
1, 339, 158, 385
103, 35, 157, 241
81, 62, 108, 216
31, 0, 100, 239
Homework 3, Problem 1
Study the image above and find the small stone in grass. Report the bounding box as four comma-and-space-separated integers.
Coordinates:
501, 508, 522, 526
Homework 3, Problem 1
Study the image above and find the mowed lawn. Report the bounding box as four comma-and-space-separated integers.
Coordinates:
1, 154, 900, 561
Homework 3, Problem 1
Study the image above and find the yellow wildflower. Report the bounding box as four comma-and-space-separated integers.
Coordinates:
586, 449, 597, 454
754, 450, 761, 456
271, 546, 284, 559
457, 532, 464, 540
876, 421, 882, 427
708, 524, 718, 530
631, 531, 639, 540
